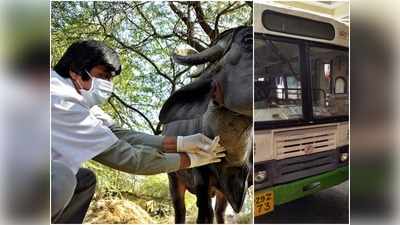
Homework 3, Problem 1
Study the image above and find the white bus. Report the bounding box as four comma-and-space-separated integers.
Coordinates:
253, 2, 349, 217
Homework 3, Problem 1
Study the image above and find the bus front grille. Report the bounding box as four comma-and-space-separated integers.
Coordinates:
275, 125, 337, 160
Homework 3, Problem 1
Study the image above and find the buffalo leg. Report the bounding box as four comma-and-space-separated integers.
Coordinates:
196, 189, 214, 224
168, 173, 186, 224
196, 172, 213, 224
215, 191, 228, 224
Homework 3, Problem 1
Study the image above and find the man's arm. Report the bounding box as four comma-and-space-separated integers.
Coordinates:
93, 126, 225, 175
93, 139, 188, 175
109, 125, 172, 149
91, 108, 178, 152
109, 126, 218, 154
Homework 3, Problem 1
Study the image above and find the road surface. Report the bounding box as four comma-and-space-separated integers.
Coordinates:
255, 181, 349, 224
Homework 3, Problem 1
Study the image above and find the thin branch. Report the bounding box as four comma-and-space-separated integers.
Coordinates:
111, 35, 174, 85
111, 93, 158, 135
108, 98, 133, 130
191, 1, 216, 40
93, 2, 174, 85
214, 2, 247, 35
174, 30, 209, 47
174, 66, 191, 80
173, 30, 207, 51
136, 4, 175, 39
169, 1, 206, 52
169, 2, 190, 28
170, 66, 191, 93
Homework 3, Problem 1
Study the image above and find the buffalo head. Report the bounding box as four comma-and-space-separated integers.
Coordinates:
160, 26, 253, 122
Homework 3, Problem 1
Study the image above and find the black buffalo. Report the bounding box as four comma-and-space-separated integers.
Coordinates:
159, 26, 253, 224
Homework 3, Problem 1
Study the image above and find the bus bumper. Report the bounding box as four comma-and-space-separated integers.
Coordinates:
254, 166, 348, 217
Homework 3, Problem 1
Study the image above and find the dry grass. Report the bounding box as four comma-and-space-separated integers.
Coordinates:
84, 198, 156, 224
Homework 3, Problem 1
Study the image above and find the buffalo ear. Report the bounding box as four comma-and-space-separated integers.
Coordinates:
159, 78, 213, 124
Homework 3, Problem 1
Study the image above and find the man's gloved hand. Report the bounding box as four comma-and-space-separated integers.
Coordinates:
185, 136, 226, 168
177, 133, 220, 155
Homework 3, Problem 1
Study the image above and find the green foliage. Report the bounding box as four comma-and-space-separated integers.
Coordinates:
51, 1, 252, 134
84, 161, 135, 198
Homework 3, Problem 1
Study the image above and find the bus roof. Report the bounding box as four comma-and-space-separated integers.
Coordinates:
254, 2, 349, 47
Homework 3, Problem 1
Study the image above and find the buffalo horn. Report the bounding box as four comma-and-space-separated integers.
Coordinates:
173, 41, 226, 66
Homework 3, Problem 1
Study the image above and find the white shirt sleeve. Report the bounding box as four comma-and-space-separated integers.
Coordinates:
90, 105, 115, 128
51, 96, 119, 174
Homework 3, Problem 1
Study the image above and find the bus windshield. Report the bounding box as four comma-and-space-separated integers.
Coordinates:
255, 38, 302, 121
254, 36, 349, 122
310, 46, 349, 117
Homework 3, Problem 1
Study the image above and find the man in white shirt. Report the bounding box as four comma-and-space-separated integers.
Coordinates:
51, 40, 225, 223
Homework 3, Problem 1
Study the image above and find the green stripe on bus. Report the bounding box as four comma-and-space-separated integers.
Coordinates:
272, 166, 349, 205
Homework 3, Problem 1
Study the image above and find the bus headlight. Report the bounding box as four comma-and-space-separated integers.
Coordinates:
340, 153, 348, 162
255, 171, 268, 183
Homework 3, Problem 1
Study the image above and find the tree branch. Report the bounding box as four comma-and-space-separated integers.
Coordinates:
214, 2, 247, 35
93, 2, 174, 85
169, 2, 190, 28
108, 98, 133, 130
174, 66, 191, 80
173, 30, 207, 51
190, 1, 216, 40
111, 93, 159, 135
169, 1, 206, 52
111, 35, 174, 85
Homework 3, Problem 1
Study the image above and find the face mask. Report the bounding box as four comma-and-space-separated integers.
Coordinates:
80, 70, 113, 107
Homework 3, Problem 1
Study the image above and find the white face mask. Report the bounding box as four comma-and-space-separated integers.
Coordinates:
80, 70, 113, 107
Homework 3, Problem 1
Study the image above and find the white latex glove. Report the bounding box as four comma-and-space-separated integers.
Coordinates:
187, 136, 226, 168
177, 133, 218, 155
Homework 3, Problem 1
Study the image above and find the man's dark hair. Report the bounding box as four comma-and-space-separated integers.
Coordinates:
54, 40, 121, 80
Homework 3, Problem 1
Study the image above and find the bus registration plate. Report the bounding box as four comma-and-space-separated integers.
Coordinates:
254, 190, 274, 216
